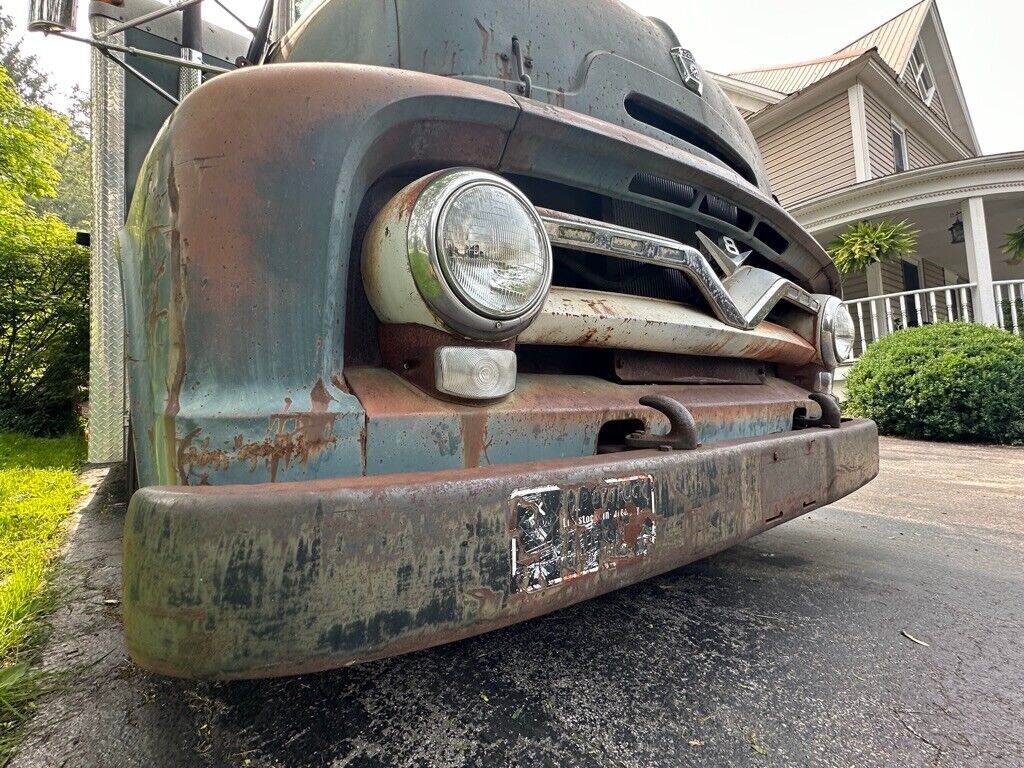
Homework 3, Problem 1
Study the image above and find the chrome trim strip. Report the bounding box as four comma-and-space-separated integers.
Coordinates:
537, 208, 820, 331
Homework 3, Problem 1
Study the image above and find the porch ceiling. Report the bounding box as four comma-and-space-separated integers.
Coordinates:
791, 153, 1024, 281
812, 191, 1024, 281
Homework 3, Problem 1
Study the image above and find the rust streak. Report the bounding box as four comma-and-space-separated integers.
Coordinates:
473, 18, 489, 64
460, 411, 492, 468
164, 162, 189, 486
175, 427, 202, 485
234, 378, 339, 483
179, 434, 230, 475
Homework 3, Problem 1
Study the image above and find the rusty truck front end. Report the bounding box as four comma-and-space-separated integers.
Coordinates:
119, 0, 877, 679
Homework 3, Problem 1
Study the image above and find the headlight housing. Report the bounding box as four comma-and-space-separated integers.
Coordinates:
363, 169, 552, 340
818, 296, 855, 369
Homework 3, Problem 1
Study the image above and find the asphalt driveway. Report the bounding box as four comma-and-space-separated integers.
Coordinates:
11, 437, 1024, 767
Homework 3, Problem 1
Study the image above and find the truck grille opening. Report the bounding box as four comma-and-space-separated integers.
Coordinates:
623, 94, 759, 186
627, 172, 697, 208
551, 245, 703, 305
511, 171, 794, 263
628, 173, 754, 232
754, 221, 789, 254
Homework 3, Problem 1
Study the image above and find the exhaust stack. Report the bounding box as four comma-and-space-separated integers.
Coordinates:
28, 0, 78, 32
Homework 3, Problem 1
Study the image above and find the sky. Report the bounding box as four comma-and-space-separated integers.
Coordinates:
1, 0, 1021, 154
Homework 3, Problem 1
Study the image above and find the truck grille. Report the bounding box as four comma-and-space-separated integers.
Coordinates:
508, 173, 799, 306
536, 208, 821, 332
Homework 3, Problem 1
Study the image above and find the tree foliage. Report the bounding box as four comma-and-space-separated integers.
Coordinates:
1, 11, 91, 229
844, 323, 1024, 445
0, 67, 70, 206
0, 13, 52, 105
0, 66, 89, 436
826, 219, 919, 275
31, 88, 91, 229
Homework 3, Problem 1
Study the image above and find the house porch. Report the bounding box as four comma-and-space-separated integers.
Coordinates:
791, 153, 1024, 363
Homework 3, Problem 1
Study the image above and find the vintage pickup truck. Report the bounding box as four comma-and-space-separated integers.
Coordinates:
38, 0, 878, 678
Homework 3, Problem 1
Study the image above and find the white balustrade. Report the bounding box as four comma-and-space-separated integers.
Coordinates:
843, 283, 976, 361
993, 280, 1024, 335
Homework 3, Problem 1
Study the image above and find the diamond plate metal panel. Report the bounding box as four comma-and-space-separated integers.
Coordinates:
88, 18, 126, 463
178, 49, 203, 99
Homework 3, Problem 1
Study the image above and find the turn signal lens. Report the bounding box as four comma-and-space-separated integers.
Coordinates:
434, 347, 516, 400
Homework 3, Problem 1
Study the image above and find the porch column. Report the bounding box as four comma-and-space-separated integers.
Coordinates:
963, 196, 998, 325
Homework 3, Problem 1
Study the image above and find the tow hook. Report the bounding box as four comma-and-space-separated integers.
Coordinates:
795, 393, 842, 430
627, 395, 702, 451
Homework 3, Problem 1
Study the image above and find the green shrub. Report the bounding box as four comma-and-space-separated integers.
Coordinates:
844, 323, 1024, 444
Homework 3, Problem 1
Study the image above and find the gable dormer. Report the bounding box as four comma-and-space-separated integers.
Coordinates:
834, 0, 979, 153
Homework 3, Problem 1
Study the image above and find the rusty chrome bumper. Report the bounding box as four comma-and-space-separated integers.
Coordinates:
124, 418, 878, 679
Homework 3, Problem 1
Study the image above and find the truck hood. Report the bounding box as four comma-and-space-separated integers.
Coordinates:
276, 0, 770, 193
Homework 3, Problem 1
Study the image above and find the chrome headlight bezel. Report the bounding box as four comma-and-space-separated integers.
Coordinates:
405, 168, 553, 339
818, 296, 855, 370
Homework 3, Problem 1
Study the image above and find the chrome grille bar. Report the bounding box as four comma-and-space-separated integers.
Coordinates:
538, 208, 820, 332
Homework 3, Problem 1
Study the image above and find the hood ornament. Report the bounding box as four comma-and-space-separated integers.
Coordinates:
671, 47, 703, 96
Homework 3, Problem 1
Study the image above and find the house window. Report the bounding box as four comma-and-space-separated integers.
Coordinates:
891, 123, 909, 172
907, 43, 936, 105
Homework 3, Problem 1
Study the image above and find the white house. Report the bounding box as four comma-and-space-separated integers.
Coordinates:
714, 0, 1024, 366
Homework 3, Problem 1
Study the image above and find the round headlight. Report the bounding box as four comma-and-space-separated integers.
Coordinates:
436, 182, 550, 320
362, 169, 552, 340
819, 296, 856, 369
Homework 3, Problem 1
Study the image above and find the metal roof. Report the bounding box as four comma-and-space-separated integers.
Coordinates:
728, 49, 872, 94
835, 0, 931, 74
728, 0, 931, 95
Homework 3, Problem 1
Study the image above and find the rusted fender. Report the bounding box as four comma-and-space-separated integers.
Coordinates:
120, 64, 521, 488
123, 419, 879, 679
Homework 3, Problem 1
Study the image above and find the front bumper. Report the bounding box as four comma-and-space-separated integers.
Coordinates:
124, 418, 878, 679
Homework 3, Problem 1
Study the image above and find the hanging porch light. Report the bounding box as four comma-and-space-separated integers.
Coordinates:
949, 212, 965, 245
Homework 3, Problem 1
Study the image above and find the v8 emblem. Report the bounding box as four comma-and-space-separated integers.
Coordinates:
671, 47, 703, 96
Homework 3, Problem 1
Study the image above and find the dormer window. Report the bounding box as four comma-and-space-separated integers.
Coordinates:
908, 43, 936, 105
891, 121, 909, 173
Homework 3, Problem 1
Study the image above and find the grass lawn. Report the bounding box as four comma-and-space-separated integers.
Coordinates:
0, 432, 86, 763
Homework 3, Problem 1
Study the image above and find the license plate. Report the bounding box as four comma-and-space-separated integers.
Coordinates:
509, 475, 657, 594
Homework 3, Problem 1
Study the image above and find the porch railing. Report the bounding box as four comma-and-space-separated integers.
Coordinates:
843, 283, 976, 361
994, 279, 1024, 336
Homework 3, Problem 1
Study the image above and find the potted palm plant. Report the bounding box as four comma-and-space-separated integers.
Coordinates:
826, 219, 919, 274
1002, 224, 1024, 265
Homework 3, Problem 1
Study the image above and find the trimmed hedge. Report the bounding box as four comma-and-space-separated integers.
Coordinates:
844, 322, 1024, 445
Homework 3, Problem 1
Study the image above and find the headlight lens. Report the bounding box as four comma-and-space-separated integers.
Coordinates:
437, 183, 550, 320
819, 296, 855, 369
